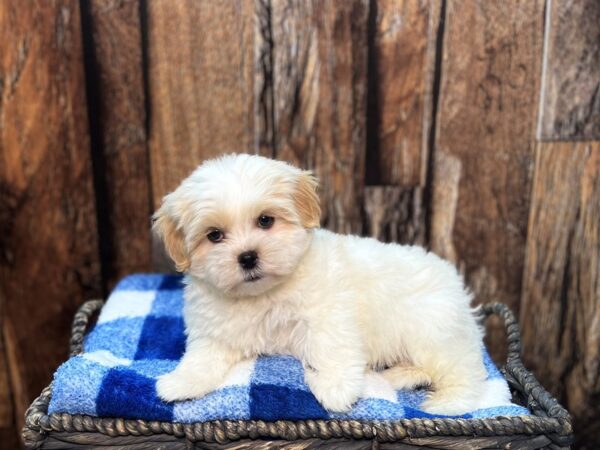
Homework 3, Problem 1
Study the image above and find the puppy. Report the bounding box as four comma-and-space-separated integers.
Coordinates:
153, 153, 487, 414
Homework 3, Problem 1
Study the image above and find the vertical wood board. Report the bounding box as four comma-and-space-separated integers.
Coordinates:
147, 0, 256, 209
537, 0, 600, 140
363, 186, 425, 244
430, 0, 545, 360
362, 0, 442, 245
520, 141, 600, 447
269, 0, 370, 233
365, 0, 432, 187
0, 0, 101, 430
86, 0, 152, 289
0, 309, 13, 428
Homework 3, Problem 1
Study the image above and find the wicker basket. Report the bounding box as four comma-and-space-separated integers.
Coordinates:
22, 301, 573, 449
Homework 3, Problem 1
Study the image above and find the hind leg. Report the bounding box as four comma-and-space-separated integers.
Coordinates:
420, 354, 487, 415
413, 333, 488, 415
380, 365, 432, 390
421, 381, 486, 415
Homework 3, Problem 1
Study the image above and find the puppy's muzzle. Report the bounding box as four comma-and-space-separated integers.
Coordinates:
238, 250, 258, 270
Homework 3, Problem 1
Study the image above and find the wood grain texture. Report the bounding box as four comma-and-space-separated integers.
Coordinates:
147, 0, 256, 208
1, 280, 22, 450
363, 0, 441, 245
269, 0, 369, 233
520, 142, 600, 449
0, 297, 13, 429
2, 321, 25, 449
85, 0, 152, 289
253, 0, 275, 157
365, 0, 432, 187
0, 0, 101, 432
0, 307, 18, 450
430, 0, 544, 361
363, 186, 425, 244
537, 0, 600, 140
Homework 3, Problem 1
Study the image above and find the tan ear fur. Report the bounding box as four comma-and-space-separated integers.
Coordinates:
293, 171, 321, 228
152, 209, 190, 272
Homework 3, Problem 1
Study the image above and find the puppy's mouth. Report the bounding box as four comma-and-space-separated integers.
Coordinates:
243, 273, 263, 283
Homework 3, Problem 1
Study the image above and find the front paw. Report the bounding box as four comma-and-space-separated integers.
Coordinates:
156, 369, 216, 402
305, 369, 363, 412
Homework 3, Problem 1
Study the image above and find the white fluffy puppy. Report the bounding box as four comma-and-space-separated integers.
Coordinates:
153, 153, 487, 414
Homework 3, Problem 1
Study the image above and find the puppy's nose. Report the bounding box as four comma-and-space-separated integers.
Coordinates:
238, 250, 258, 270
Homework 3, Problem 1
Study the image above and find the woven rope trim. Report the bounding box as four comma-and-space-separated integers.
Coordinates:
22, 301, 573, 449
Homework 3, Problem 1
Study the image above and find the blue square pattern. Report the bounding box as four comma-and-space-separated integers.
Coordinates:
250, 384, 328, 421
48, 356, 110, 417
134, 316, 186, 360
115, 273, 184, 291
151, 287, 184, 318
174, 386, 251, 423
85, 317, 146, 359
249, 356, 328, 420
252, 356, 308, 388
48, 273, 531, 422
97, 368, 174, 421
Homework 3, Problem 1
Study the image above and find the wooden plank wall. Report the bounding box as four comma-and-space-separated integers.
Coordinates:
521, 142, 600, 443
519, 2, 600, 447
537, 0, 600, 140
365, 0, 438, 246
430, 0, 545, 362
0, 1, 103, 447
0, 1, 598, 448
81, 0, 153, 289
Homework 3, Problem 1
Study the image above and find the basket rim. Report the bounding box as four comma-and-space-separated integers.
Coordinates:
22, 300, 573, 449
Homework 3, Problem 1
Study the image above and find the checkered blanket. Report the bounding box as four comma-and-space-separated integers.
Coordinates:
48, 274, 529, 423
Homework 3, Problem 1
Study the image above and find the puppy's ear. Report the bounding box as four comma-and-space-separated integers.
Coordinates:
152, 206, 191, 272
293, 171, 321, 228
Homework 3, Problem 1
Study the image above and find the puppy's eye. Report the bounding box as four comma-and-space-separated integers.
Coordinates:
207, 229, 224, 243
257, 215, 275, 229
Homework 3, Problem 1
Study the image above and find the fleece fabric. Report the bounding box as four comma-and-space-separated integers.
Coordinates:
48, 274, 529, 422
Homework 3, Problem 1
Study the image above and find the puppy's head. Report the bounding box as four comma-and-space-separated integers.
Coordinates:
153, 154, 320, 297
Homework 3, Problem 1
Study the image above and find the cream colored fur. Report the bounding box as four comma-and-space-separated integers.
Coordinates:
153, 154, 487, 414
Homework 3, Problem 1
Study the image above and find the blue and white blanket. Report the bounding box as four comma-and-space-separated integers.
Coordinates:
49, 274, 529, 422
